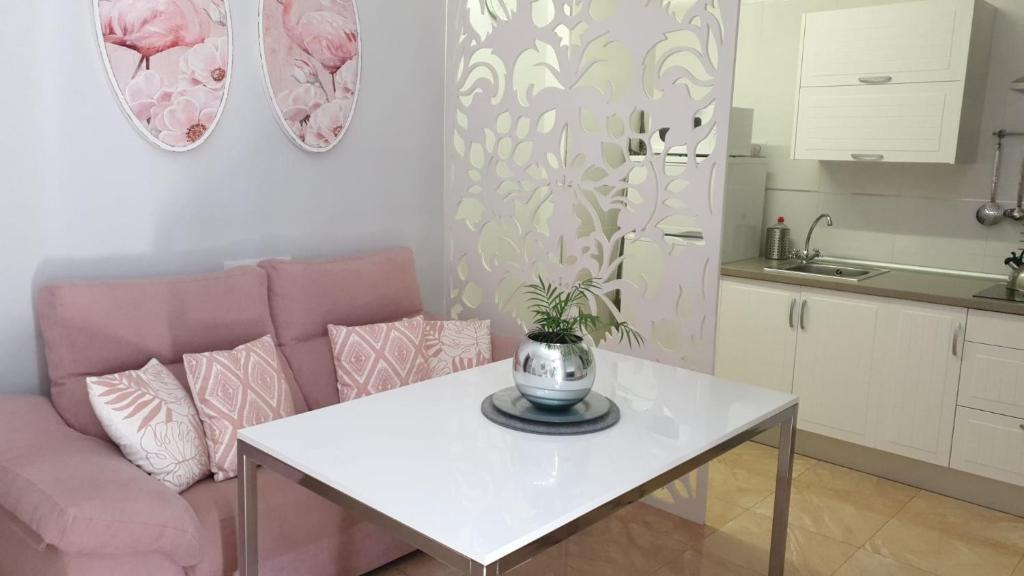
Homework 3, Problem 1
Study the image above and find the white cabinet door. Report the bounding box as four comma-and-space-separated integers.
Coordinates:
873, 301, 966, 466
951, 407, 1024, 487
793, 82, 963, 163
792, 289, 880, 446
800, 0, 972, 87
715, 278, 799, 393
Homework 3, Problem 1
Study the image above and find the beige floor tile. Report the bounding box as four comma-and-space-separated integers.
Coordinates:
565, 502, 705, 576
707, 496, 748, 532
1014, 556, 1024, 576
866, 492, 1024, 576
507, 541, 567, 576
701, 509, 856, 576
834, 549, 935, 576
652, 548, 761, 576
751, 462, 918, 546
709, 443, 817, 509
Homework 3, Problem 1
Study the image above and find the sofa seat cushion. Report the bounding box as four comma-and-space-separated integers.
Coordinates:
260, 249, 425, 410
0, 396, 202, 567
181, 472, 413, 576
37, 267, 292, 441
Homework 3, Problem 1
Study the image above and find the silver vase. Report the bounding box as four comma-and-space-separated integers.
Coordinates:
513, 333, 596, 409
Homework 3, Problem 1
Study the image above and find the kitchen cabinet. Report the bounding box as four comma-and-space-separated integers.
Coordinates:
873, 302, 966, 465
792, 0, 994, 164
715, 279, 799, 393
716, 278, 963, 460
792, 289, 881, 446
958, 343, 1024, 420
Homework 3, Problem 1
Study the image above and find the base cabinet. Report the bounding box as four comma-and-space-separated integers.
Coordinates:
715, 279, 799, 393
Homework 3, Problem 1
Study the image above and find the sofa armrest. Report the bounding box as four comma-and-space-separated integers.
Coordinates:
0, 396, 202, 567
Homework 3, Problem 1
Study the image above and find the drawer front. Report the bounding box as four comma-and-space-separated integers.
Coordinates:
800, 0, 970, 87
959, 343, 1024, 419
793, 82, 962, 163
950, 407, 1024, 487
966, 309, 1024, 350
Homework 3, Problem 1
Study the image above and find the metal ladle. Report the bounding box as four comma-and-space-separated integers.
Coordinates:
1006, 149, 1024, 221
977, 131, 1005, 225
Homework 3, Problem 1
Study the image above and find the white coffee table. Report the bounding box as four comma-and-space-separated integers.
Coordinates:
237, 349, 798, 575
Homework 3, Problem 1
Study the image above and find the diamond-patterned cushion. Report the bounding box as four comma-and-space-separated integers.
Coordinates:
184, 335, 296, 481
329, 317, 431, 402
422, 319, 492, 377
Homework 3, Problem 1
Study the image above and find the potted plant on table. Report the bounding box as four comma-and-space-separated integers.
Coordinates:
513, 277, 645, 410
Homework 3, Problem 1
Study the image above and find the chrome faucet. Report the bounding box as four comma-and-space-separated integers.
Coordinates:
795, 213, 833, 263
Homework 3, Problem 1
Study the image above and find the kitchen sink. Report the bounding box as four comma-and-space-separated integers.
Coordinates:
764, 262, 889, 282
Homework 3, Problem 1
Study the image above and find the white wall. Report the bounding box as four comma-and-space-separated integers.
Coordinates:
0, 1, 444, 395
734, 0, 1024, 274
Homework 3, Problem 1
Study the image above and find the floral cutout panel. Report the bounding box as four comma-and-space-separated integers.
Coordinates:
260, 0, 361, 152
95, 0, 232, 151
87, 359, 211, 493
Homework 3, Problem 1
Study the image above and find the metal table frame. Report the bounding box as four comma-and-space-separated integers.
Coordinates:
238, 404, 798, 576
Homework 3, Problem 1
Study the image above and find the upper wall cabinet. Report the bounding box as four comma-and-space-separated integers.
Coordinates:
792, 0, 994, 164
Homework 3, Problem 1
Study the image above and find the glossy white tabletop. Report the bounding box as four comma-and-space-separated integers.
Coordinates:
239, 349, 797, 566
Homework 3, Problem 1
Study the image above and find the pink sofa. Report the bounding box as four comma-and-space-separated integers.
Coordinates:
0, 248, 518, 576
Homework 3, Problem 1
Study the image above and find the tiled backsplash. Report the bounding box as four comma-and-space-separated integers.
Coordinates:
763, 189, 1024, 276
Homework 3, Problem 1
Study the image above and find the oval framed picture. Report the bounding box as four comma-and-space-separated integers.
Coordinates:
259, 0, 361, 153
93, 0, 233, 152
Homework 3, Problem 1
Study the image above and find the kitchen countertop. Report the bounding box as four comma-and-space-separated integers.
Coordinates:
721, 257, 1024, 317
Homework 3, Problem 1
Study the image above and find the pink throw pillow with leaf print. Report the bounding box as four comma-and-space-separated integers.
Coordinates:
184, 335, 297, 481
329, 316, 432, 402
423, 319, 492, 377
87, 359, 210, 492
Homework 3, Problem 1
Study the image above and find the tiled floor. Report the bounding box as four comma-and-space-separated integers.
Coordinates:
368, 441, 1024, 576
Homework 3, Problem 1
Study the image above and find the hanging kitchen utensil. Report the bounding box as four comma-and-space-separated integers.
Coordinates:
977, 131, 1006, 225
1006, 149, 1024, 221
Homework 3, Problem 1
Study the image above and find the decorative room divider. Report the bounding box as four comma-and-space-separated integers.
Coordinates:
445, 0, 740, 522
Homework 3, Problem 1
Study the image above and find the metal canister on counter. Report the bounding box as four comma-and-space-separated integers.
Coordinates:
765, 216, 791, 260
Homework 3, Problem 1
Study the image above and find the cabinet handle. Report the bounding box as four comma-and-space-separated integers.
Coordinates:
952, 323, 963, 357
788, 298, 796, 329
800, 300, 808, 331
851, 153, 885, 161
858, 75, 893, 84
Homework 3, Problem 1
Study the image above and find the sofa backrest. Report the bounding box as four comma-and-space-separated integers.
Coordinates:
259, 248, 424, 410
37, 266, 308, 441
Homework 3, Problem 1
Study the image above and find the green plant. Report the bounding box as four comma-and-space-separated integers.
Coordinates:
523, 277, 645, 348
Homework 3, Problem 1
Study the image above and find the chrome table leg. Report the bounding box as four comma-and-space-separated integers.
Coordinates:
768, 406, 797, 576
238, 448, 259, 576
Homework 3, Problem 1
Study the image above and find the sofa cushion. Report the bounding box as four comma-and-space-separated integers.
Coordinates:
37, 267, 288, 441
87, 359, 210, 492
181, 472, 413, 576
423, 318, 492, 377
184, 336, 298, 481
0, 396, 202, 567
260, 248, 424, 409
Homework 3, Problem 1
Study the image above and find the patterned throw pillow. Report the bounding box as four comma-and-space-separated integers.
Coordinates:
422, 319, 492, 377
184, 335, 296, 481
87, 359, 210, 492
329, 316, 432, 402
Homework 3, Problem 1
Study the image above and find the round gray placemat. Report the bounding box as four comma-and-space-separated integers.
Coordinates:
481, 391, 620, 435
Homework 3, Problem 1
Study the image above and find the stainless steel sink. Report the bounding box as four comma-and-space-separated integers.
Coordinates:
764, 262, 889, 282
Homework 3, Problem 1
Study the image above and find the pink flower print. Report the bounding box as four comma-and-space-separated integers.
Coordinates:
154, 86, 222, 147
277, 84, 326, 140
99, 0, 210, 60
180, 37, 229, 90
334, 57, 358, 99
124, 70, 174, 123
303, 98, 348, 148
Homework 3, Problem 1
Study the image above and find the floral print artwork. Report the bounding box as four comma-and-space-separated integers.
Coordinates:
260, 0, 360, 152
87, 359, 211, 492
95, 0, 231, 151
